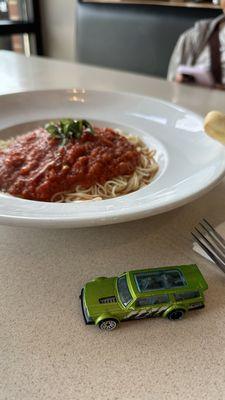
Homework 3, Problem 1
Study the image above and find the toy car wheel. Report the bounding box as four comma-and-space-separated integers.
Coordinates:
98, 319, 118, 331
167, 309, 185, 321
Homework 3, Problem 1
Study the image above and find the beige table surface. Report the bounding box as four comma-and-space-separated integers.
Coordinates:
1, 50, 225, 400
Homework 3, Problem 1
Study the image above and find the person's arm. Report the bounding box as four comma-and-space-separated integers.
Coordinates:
167, 28, 196, 82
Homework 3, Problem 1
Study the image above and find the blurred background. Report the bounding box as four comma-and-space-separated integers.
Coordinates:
0, 0, 222, 78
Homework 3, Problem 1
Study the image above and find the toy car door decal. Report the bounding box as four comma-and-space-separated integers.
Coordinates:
134, 307, 160, 319
124, 306, 168, 320
124, 310, 139, 320
124, 294, 170, 320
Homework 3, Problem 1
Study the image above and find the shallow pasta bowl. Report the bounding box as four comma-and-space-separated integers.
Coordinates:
0, 89, 225, 228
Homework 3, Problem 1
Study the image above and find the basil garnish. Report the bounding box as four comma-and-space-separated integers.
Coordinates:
45, 119, 94, 145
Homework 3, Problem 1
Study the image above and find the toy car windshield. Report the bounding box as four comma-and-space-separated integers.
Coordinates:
117, 275, 133, 306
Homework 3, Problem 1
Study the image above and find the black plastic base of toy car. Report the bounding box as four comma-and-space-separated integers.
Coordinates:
80, 289, 94, 325
189, 304, 205, 311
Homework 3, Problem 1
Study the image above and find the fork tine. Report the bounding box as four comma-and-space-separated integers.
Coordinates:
194, 227, 225, 264
191, 232, 225, 274
196, 224, 225, 260
202, 218, 225, 248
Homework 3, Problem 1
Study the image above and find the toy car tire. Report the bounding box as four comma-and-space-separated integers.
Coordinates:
167, 309, 185, 321
98, 319, 118, 331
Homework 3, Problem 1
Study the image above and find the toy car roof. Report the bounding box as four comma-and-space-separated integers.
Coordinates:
126, 264, 208, 297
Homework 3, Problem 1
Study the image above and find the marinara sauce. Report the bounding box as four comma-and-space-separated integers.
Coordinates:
0, 127, 140, 201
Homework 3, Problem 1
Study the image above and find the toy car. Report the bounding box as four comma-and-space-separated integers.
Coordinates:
80, 264, 208, 331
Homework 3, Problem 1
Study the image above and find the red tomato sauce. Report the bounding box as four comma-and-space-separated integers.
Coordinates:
0, 127, 140, 201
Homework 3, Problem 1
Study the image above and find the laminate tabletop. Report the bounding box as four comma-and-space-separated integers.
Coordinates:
1, 50, 225, 400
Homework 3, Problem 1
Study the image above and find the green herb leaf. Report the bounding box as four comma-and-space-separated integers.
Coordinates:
82, 120, 95, 135
45, 118, 95, 145
45, 122, 61, 137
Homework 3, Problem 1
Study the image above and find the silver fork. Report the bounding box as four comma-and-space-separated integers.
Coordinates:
191, 219, 225, 274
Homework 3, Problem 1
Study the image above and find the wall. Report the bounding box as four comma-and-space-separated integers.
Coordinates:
39, 0, 75, 61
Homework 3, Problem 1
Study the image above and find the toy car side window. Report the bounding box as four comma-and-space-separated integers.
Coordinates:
136, 294, 170, 307
135, 269, 186, 292
174, 291, 200, 301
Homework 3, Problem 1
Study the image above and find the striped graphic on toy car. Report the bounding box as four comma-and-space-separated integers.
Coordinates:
124, 306, 168, 320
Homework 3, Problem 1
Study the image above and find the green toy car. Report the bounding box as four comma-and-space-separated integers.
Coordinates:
80, 264, 208, 331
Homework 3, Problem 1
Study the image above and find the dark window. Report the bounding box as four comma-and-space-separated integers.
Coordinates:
136, 294, 170, 307
117, 275, 133, 307
174, 291, 200, 301
0, 0, 42, 55
135, 269, 186, 292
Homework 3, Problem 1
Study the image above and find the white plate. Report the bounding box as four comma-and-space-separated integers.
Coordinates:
0, 89, 225, 228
